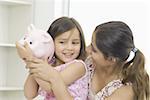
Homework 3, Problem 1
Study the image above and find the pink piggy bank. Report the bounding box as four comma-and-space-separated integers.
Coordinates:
19, 24, 54, 62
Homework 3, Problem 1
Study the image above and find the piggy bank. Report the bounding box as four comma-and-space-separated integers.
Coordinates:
18, 24, 54, 62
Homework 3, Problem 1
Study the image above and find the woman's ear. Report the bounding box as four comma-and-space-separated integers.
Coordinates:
107, 57, 116, 63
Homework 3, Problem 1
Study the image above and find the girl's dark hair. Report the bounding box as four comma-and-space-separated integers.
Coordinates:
47, 17, 86, 60
94, 21, 149, 100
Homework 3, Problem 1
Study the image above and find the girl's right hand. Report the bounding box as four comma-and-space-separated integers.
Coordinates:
16, 41, 33, 61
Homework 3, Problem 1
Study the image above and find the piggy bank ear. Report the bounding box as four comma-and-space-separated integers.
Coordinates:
42, 33, 53, 43
27, 24, 36, 33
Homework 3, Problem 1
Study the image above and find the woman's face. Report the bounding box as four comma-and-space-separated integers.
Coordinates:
87, 32, 109, 68
54, 28, 81, 63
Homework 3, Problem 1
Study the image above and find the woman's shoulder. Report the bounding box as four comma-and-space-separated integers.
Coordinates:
93, 79, 134, 100
106, 85, 134, 100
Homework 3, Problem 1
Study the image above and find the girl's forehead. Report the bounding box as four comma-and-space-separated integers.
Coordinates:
56, 28, 80, 40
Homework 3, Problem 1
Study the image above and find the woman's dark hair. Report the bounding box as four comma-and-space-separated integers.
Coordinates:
47, 17, 86, 60
94, 21, 149, 100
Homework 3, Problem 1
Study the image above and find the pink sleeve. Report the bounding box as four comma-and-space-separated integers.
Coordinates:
73, 59, 89, 79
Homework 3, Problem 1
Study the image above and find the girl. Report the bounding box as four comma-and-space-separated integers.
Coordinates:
16, 17, 89, 100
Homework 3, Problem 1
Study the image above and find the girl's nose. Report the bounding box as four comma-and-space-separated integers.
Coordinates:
66, 43, 73, 50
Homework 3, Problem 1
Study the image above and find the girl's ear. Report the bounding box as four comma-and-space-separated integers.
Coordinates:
27, 24, 36, 33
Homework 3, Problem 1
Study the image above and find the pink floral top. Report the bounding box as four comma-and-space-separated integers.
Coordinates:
39, 59, 89, 100
85, 56, 131, 100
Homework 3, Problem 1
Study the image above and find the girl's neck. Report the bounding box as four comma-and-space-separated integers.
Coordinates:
53, 58, 65, 66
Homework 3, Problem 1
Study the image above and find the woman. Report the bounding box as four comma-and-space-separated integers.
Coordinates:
86, 21, 149, 100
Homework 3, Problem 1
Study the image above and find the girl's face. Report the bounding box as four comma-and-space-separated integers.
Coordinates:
87, 32, 110, 69
54, 28, 81, 63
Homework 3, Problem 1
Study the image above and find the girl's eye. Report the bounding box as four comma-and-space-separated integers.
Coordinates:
30, 42, 32, 44
59, 41, 64, 44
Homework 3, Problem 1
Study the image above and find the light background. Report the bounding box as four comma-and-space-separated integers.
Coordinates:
68, 0, 150, 74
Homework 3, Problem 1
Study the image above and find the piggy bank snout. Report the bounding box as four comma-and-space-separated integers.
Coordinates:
18, 39, 25, 46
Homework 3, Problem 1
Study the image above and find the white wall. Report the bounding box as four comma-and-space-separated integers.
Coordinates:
69, 0, 150, 74
34, 0, 55, 30
33, 0, 70, 30
54, 0, 70, 18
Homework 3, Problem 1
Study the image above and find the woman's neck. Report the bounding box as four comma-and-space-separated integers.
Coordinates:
91, 66, 120, 94
94, 68, 119, 82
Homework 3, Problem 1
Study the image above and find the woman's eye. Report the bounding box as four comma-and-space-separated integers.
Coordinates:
72, 42, 79, 44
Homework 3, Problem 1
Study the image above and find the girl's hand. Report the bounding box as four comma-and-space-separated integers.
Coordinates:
16, 41, 33, 61
27, 58, 56, 82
